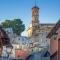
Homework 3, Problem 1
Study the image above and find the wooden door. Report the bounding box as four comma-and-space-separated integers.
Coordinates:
58, 38, 60, 60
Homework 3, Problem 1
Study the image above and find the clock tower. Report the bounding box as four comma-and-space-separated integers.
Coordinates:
32, 6, 40, 36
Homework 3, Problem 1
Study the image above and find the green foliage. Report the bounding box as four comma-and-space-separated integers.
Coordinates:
1, 19, 25, 35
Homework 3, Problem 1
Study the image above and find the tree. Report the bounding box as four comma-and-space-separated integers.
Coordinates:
1, 19, 25, 35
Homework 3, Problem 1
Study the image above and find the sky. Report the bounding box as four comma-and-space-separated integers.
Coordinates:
0, 0, 60, 36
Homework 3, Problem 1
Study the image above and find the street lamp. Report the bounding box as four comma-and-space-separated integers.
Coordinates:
6, 45, 13, 60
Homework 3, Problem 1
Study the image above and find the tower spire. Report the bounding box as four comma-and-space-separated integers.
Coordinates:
35, 0, 36, 7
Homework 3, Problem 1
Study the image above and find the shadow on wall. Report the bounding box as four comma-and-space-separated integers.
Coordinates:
25, 51, 50, 60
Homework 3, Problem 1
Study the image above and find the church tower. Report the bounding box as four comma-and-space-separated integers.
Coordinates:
32, 6, 40, 36
27, 0, 40, 37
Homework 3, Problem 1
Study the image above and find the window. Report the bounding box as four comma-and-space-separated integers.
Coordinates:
51, 33, 57, 40
18, 38, 20, 40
